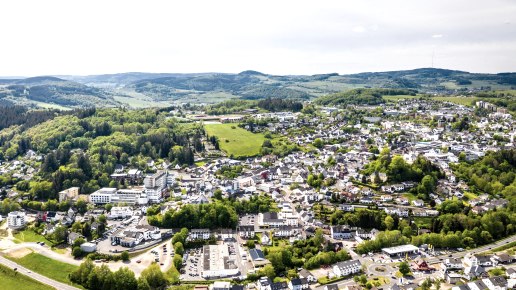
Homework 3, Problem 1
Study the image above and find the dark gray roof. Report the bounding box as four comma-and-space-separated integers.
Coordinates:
290, 278, 302, 286
249, 248, 265, 261
263, 212, 280, 222
271, 282, 288, 290
488, 276, 507, 287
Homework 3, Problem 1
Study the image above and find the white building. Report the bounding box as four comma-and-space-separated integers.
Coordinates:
89, 188, 117, 204
144, 171, 167, 203
188, 229, 211, 240
332, 260, 362, 277
108, 207, 133, 219
80, 242, 97, 253
111, 188, 147, 205
8, 211, 26, 229
90, 187, 148, 205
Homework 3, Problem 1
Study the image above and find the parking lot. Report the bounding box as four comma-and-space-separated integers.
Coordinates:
181, 248, 203, 280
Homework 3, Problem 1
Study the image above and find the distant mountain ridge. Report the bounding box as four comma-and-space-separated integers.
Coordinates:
0, 68, 514, 108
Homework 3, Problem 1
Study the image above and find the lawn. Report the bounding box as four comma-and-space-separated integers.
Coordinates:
7, 252, 81, 288
13, 230, 53, 246
205, 123, 265, 157
402, 193, 418, 202
382, 95, 419, 102
0, 264, 55, 290
431, 96, 477, 106
413, 217, 433, 229
195, 161, 207, 167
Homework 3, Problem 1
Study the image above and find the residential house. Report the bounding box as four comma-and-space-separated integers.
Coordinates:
271, 282, 288, 290
492, 253, 514, 265
355, 228, 378, 240
188, 229, 211, 240
237, 225, 255, 239
464, 254, 494, 267
330, 225, 352, 239
289, 278, 309, 290
446, 272, 463, 284
298, 269, 316, 284
467, 280, 489, 290
443, 258, 463, 270
68, 232, 84, 245
464, 265, 487, 280
332, 260, 362, 277
482, 276, 507, 290
273, 226, 294, 238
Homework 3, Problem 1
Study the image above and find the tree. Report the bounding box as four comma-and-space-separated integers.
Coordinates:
480, 231, 493, 243
72, 246, 82, 258
51, 225, 68, 244
173, 254, 182, 270
121, 251, 130, 262
73, 237, 86, 248
260, 264, 276, 280
113, 267, 138, 290
399, 261, 410, 276
173, 242, 184, 256
70, 259, 95, 285
384, 216, 395, 230
313, 138, 323, 148
137, 277, 151, 290
140, 263, 167, 290
213, 189, 223, 200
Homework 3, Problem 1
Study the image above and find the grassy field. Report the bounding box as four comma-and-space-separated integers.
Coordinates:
402, 192, 418, 202
0, 263, 55, 290
413, 217, 433, 229
382, 95, 420, 102
205, 123, 265, 157
431, 96, 477, 106
13, 230, 53, 246
7, 252, 81, 288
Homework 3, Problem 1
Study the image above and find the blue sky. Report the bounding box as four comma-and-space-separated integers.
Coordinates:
0, 0, 515, 76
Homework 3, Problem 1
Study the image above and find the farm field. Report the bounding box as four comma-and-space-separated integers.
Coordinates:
0, 264, 55, 290
205, 123, 265, 157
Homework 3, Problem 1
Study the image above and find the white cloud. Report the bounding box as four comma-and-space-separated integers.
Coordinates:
432, 34, 443, 38
353, 26, 366, 33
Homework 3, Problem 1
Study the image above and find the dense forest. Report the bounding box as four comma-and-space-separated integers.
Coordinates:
204, 98, 304, 115
0, 108, 205, 199
0, 105, 66, 131
315, 88, 416, 106
147, 195, 275, 229
452, 149, 516, 210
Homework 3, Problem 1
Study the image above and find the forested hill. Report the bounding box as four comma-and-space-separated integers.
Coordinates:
0, 76, 119, 108
0, 68, 515, 109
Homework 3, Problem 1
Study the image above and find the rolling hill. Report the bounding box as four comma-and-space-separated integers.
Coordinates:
0, 68, 514, 109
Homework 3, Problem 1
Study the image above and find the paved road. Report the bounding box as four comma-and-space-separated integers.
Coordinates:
0, 255, 79, 290
426, 234, 516, 264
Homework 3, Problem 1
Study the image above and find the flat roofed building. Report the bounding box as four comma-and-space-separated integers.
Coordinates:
382, 244, 419, 256
89, 188, 117, 204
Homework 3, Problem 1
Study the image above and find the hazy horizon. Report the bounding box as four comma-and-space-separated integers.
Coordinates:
1, 0, 515, 76
1, 66, 516, 79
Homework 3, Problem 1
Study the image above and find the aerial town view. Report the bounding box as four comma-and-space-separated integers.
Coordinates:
0, 1, 515, 290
